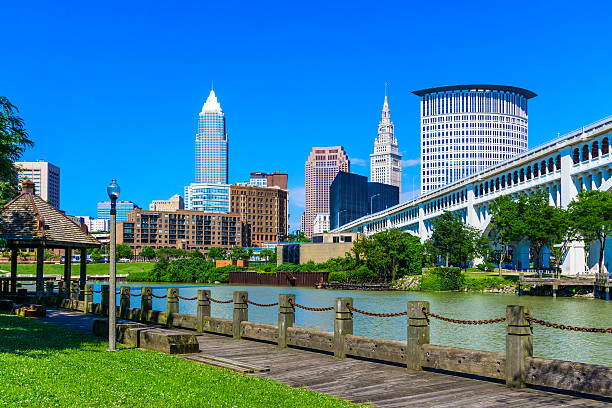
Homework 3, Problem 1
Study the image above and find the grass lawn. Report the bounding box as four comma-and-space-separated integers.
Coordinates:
0, 314, 359, 408
0, 262, 155, 276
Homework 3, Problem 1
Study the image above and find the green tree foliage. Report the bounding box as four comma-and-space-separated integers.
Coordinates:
285, 232, 311, 242
139, 246, 156, 259
207, 247, 226, 261
191, 249, 205, 259
116, 244, 133, 259
427, 211, 482, 268
259, 248, 275, 263
155, 247, 190, 260
419, 267, 465, 291
129, 257, 233, 283
229, 246, 250, 261
352, 229, 424, 282
568, 190, 612, 274
0, 97, 34, 205
489, 196, 524, 276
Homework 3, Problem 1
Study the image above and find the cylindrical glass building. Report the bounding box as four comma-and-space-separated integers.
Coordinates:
412, 85, 536, 194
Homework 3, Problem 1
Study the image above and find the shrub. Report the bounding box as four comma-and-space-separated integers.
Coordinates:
419, 267, 465, 291
463, 276, 514, 291
476, 262, 497, 272
328, 270, 348, 282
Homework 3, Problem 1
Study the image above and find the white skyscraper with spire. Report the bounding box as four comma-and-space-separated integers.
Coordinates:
195, 89, 228, 184
370, 94, 402, 197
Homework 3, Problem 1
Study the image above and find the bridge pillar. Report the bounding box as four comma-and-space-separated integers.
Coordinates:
513, 241, 530, 270
233, 291, 248, 339
197, 289, 211, 333
278, 294, 295, 348
333, 297, 353, 357
560, 150, 578, 208
506, 305, 532, 388
540, 246, 550, 269
562, 241, 587, 275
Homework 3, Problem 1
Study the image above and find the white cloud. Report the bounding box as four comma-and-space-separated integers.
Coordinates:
401, 158, 420, 167
349, 157, 367, 166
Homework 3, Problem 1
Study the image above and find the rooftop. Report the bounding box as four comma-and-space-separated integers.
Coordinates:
412, 84, 537, 99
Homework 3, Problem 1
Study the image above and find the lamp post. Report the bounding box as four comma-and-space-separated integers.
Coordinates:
106, 179, 120, 351
370, 194, 381, 214
336, 209, 347, 230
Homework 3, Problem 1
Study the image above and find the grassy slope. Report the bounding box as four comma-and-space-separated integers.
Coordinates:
0, 262, 155, 276
0, 314, 359, 408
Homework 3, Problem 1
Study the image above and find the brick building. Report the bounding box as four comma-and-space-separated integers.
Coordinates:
117, 208, 245, 254
230, 185, 288, 247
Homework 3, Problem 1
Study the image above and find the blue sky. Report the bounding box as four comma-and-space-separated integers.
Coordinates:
2, 1, 612, 230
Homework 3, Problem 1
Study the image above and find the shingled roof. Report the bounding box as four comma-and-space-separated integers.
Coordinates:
0, 185, 101, 248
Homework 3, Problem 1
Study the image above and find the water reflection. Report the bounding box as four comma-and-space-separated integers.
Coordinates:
93, 283, 612, 366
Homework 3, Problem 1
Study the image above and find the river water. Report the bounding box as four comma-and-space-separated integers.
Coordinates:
93, 283, 612, 366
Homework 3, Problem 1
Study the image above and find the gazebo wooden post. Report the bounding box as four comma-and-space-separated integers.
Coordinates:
63, 247, 72, 298
10, 247, 18, 294
79, 248, 87, 300
36, 246, 44, 298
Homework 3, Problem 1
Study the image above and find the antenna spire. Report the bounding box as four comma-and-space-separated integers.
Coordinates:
211, 80, 214, 91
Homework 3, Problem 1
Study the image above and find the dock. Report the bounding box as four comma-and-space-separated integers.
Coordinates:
518, 273, 611, 300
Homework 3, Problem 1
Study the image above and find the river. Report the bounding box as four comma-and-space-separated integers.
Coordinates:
92, 283, 612, 366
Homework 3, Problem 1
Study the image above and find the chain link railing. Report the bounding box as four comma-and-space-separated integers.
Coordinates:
242, 296, 278, 307
205, 294, 233, 304
151, 293, 167, 299
526, 316, 612, 333
422, 309, 506, 325
176, 295, 198, 301
347, 304, 407, 317
288, 298, 334, 312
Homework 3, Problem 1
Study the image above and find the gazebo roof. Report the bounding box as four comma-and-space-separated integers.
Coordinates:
0, 185, 101, 249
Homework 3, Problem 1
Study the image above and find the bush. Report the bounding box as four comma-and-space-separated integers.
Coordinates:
476, 262, 497, 272
419, 267, 465, 291
328, 270, 348, 282
463, 276, 514, 291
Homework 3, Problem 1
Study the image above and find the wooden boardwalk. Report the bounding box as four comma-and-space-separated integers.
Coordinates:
38, 309, 610, 407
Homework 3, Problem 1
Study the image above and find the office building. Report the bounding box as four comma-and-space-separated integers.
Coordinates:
370, 95, 402, 197
196, 89, 228, 184
303, 146, 350, 237
230, 184, 289, 247
15, 160, 60, 209
149, 194, 184, 211
117, 208, 245, 253
97, 201, 138, 222
184, 183, 230, 213
413, 84, 536, 193
329, 172, 399, 230
249, 172, 268, 187
246, 171, 288, 189
77, 216, 110, 232
312, 213, 330, 235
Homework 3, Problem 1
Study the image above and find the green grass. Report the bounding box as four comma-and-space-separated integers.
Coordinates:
0, 314, 360, 408
0, 262, 155, 276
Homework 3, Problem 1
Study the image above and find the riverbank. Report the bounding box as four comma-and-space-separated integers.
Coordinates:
0, 262, 154, 276
0, 313, 358, 408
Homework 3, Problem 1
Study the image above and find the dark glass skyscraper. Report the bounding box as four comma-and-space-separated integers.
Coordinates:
329, 172, 399, 230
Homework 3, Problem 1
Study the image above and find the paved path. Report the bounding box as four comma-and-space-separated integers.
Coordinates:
39, 309, 611, 407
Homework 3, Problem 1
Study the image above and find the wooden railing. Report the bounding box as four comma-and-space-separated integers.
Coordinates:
38, 284, 612, 398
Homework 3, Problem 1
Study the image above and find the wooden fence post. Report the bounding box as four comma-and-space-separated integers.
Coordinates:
167, 288, 179, 327
100, 284, 109, 316
506, 305, 532, 388
278, 294, 295, 348
140, 287, 152, 322
84, 284, 93, 313
197, 289, 211, 333
407, 301, 429, 370
119, 286, 130, 318
334, 297, 353, 358
233, 291, 248, 339
45, 281, 54, 297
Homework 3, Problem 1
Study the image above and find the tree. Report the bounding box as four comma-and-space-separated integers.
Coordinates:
285, 232, 311, 242
352, 229, 424, 282
521, 191, 567, 269
116, 244, 133, 259
229, 246, 250, 261
568, 190, 612, 274
0, 97, 34, 205
489, 196, 525, 276
140, 246, 156, 259
427, 211, 465, 267
191, 249, 205, 259
207, 247, 226, 261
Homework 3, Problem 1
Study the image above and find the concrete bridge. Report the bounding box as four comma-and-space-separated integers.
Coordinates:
334, 115, 612, 275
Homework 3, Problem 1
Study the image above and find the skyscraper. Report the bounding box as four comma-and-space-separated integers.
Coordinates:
412, 84, 536, 194
370, 95, 402, 197
15, 160, 60, 209
196, 89, 228, 184
303, 146, 350, 237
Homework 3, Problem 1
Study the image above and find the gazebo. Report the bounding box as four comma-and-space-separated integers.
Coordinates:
0, 180, 101, 297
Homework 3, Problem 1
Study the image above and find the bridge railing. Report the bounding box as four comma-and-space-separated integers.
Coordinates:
38, 285, 612, 398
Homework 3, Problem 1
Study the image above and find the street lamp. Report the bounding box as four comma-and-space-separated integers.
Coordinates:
370, 194, 381, 214
106, 179, 120, 352
337, 209, 347, 230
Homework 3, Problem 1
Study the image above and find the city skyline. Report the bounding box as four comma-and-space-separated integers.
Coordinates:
3, 1, 612, 231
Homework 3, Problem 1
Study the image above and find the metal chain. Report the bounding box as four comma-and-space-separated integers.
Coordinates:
288, 299, 334, 312
205, 295, 233, 304
243, 296, 278, 307
423, 309, 506, 325
129, 292, 142, 297
92, 290, 102, 294
151, 294, 167, 299
526, 316, 612, 333
176, 295, 197, 301
347, 305, 407, 317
